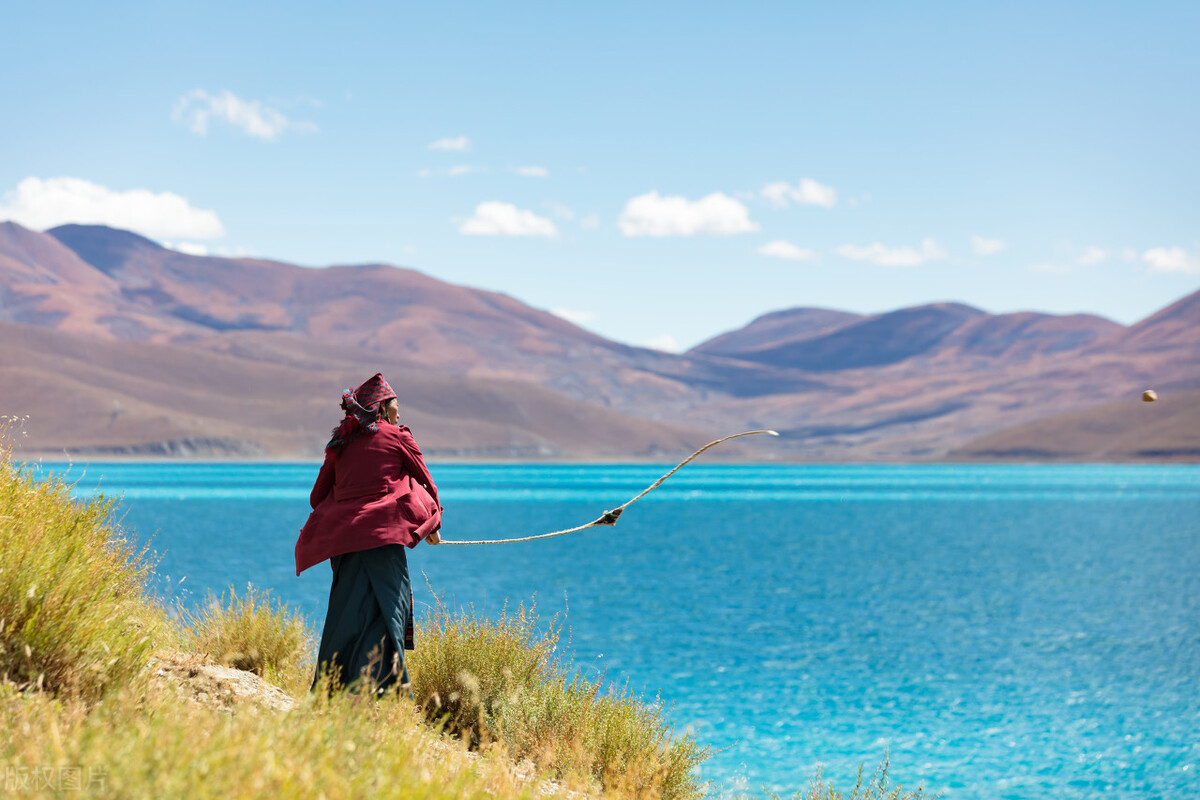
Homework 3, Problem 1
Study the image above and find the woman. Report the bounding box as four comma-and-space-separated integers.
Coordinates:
294, 373, 442, 694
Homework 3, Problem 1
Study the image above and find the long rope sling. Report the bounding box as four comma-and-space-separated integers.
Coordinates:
436, 429, 779, 545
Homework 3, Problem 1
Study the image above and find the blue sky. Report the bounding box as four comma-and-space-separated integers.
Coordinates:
3, 1, 1198, 350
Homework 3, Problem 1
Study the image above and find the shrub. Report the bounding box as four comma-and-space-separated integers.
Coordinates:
186, 584, 315, 696
408, 595, 710, 799
0, 437, 168, 701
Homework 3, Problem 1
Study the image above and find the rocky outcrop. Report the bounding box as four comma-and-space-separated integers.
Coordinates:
147, 651, 295, 712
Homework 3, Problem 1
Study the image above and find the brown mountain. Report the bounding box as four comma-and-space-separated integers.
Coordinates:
689, 302, 1123, 370
0, 319, 722, 460
31, 224, 798, 412
689, 307, 863, 359
0, 222, 756, 459
683, 293, 1197, 460
2, 219, 1198, 460
1113, 288, 1200, 353
947, 389, 1200, 461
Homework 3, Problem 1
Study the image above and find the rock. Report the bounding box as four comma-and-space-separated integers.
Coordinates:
147, 651, 295, 712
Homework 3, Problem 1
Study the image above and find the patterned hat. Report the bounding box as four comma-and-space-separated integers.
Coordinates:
326, 373, 397, 453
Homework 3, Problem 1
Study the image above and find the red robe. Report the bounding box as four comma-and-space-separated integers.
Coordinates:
294, 423, 442, 575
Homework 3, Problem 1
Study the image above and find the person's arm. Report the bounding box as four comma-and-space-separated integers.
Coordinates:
395, 425, 439, 507
309, 449, 336, 509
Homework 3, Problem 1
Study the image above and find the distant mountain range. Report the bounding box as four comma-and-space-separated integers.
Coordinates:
1, 220, 1197, 460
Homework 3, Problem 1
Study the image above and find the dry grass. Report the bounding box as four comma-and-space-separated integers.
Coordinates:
409, 595, 709, 799
0, 424, 171, 701
0, 680, 554, 799
186, 584, 315, 697
774, 755, 939, 800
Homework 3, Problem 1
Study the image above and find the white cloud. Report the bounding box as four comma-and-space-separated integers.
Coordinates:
1143, 246, 1200, 275
172, 89, 304, 141
970, 235, 1006, 256
290, 94, 324, 109
618, 191, 758, 237
642, 333, 681, 353
847, 192, 873, 208
835, 238, 945, 267
762, 178, 837, 208
547, 202, 575, 220
1120, 248, 1139, 262
214, 245, 258, 258
580, 213, 600, 230
459, 202, 558, 237
1078, 246, 1107, 265
428, 136, 471, 152
167, 241, 210, 256
551, 308, 596, 325
515, 166, 549, 178
0, 176, 225, 239
417, 165, 486, 178
757, 239, 817, 261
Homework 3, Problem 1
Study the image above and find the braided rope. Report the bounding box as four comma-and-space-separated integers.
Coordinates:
437, 429, 779, 545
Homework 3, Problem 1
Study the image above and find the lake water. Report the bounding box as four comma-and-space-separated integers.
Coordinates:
31, 461, 1200, 798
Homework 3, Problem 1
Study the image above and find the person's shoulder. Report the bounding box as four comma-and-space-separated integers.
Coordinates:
379, 422, 414, 440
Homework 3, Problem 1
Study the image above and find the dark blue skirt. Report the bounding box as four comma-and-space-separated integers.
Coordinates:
312, 543, 413, 694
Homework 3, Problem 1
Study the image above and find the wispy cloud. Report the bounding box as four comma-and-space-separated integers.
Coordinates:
165, 241, 210, 256
1078, 246, 1107, 265
0, 176, 225, 239
458, 202, 558, 237
836, 238, 945, 267
551, 308, 596, 325
548, 202, 575, 220
618, 191, 758, 237
417, 165, 486, 178
642, 333, 681, 353
970, 235, 1006, 256
1027, 244, 1109, 274
172, 89, 309, 141
762, 178, 837, 208
580, 213, 600, 230
514, 166, 549, 177
757, 239, 817, 261
214, 245, 258, 258
1143, 246, 1200, 275
428, 136, 471, 152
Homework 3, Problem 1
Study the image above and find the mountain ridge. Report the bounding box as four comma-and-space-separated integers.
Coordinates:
2, 220, 1197, 460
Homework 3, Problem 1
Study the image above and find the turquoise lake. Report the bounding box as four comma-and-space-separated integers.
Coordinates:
31, 461, 1200, 798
